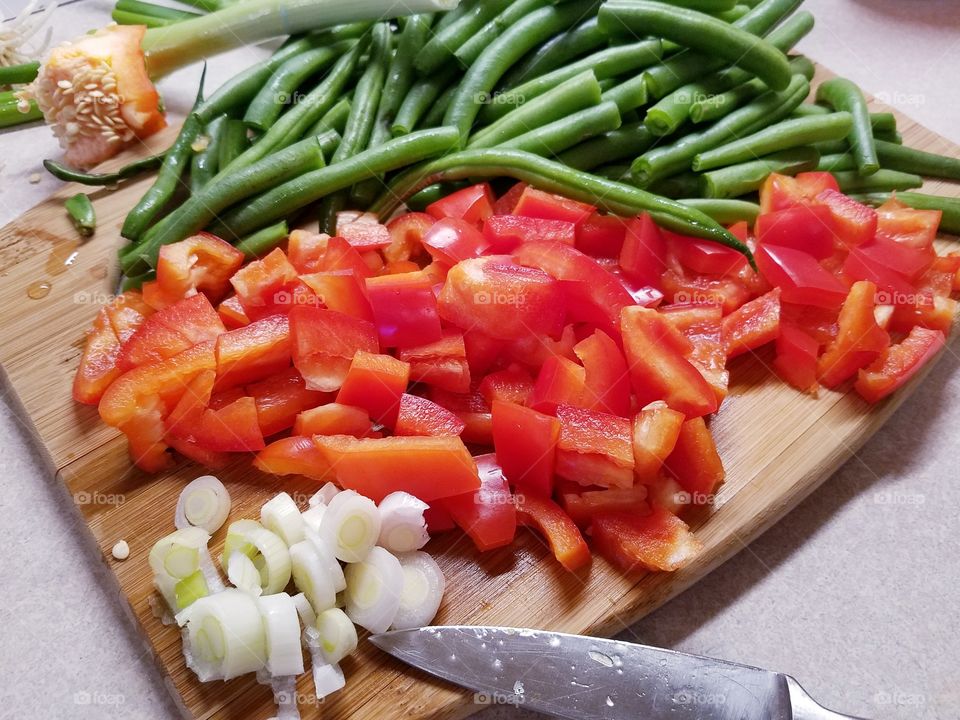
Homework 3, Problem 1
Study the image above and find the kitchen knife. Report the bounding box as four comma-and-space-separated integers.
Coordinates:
370, 626, 869, 720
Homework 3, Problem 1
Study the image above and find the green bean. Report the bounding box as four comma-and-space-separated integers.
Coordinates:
310, 98, 352, 136
221, 43, 363, 174
454, 0, 555, 68
600, 76, 649, 115
642, 0, 805, 100
658, 0, 738, 10
600, 1, 793, 92
558, 122, 656, 171
832, 169, 923, 194
43, 152, 167, 186
468, 70, 602, 150
315, 129, 342, 160
593, 165, 632, 182
646, 74, 737, 137
878, 129, 903, 145
392, 68, 457, 137
816, 77, 879, 177
679, 198, 761, 225
851, 193, 960, 235
406, 182, 470, 211
370, 148, 753, 265
693, 112, 852, 171
434, 0, 472, 32
217, 119, 249, 171
373, 14, 434, 144
868, 139, 960, 181
214, 128, 462, 238
632, 74, 809, 187
444, 2, 599, 143
478, 40, 663, 125
421, 84, 459, 129
0, 61, 39, 86
794, 105, 898, 133
65, 193, 96, 237
243, 45, 341, 131
121, 73, 206, 241
123, 136, 326, 273
504, 17, 607, 88
649, 173, 704, 199
190, 114, 226, 192
317, 194, 346, 235
114, 0, 199, 21
701, 147, 820, 198
500, 101, 623, 158
415, 0, 513, 76
712, 4, 751, 21
817, 153, 857, 173
335, 23, 392, 162
194, 25, 370, 123
235, 221, 290, 259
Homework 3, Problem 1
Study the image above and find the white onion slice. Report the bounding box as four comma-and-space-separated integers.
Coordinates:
228, 553, 263, 597
312, 660, 346, 700
175, 475, 231, 533
303, 526, 346, 592
390, 552, 445, 630
220, 523, 292, 595
290, 541, 336, 613
314, 608, 357, 664
319, 490, 381, 563
258, 593, 305, 677
179, 589, 267, 682
261, 492, 307, 547
377, 492, 430, 553
343, 546, 403, 633
301, 505, 326, 533
309, 483, 341, 508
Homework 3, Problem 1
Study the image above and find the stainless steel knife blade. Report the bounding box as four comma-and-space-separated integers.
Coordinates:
369, 626, 868, 720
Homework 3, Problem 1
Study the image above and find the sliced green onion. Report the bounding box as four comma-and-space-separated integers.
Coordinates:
311, 661, 346, 700
311, 608, 357, 665
292, 592, 317, 627
227, 552, 263, 596
175, 475, 231, 533
319, 490, 381, 563
221, 519, 262, 565
257, 593, 305, 677
343, 546, 403, 633
377, 492, 429, 553
290, 540, 337, 613
301, 505, 326, 534
303, 527, 347, 592
391, 552, 445, 630
309, 483, 341, 508
150, 527, 223, 611
179, 589, 267, 682
221, 522, 292, 595
261, 492, 307, 546
175, 571, 211, 611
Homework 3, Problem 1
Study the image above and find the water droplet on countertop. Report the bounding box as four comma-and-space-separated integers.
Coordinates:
605, 696, 615, 707
27, 280, 51, 299
588, 650, 614, 668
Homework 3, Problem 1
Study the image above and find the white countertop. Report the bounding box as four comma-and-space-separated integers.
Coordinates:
1, 2, 958, 718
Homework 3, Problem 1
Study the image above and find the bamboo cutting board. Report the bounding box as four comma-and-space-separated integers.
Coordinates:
1, 69, 958, 719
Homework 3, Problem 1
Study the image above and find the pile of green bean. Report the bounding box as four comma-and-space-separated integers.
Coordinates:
46, 0, 960, 280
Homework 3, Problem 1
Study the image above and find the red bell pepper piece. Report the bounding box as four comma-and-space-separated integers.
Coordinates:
576, 212, 627, 258
632, 403, 685, 482
759, 171, 839, 214
492, 182, 527, 215
620, 307, 719, 418
426, 183, 495, 226
855, 326, 946, 403
755, 205, 836, 260
336, 351, 410, 428
117, 293, 225, 371
755, 243, 849, 309
530, 355, 586, 413
166, 369, 265, 452
394, 394, 466, 437
660, 303, 729, 404
229, 247, 300, 320
399, 331, 471, 394
440, 454, 517, 551
289, 306, 378, 392
423, 503, 457, 533
214, 314, 291, 390
591, 507, 702, 573
293, 402, 372, 437
814, 189, 878, 247
491, 399, 560, 497
247, 368, 327, 437
74, 305, 124, 405
561, 485, 650, 527
335, 211, 392, 251
155, 232, 244, 304
483, 215, 576, 253
875, 196, 941, 249
384, 212, 434, 263
889, 295, 957, 334
217, 295, 251, 329
300, 270, 374, 322
314, 434, 479, 502
555, 404, 635, 489
721, 288, 781, 359
254, 435, 334, 480
668, 230, 749, 277
660, 267, 752, 315
515, 493, 591, 572
664, 417, 724, 502
422, 217, 490, 264
573, 330, 631, 417
438, 256, 566, 340
478, 366, 535, 406
817, 280, 890, 388
365, 271, 443, 349
428, 386, 493, 445
841, 247, 923, 301
619, 213, 667, 288
512, 186, 596, 225
773, 323, 820, 394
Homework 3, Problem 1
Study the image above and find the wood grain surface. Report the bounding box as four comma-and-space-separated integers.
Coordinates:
0, 68, 957, 719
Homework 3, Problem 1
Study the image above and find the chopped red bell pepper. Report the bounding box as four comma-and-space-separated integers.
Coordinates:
300, 270, 374, 322
555, 404, 635, 489
721, 288, 781, 359
573, 330, 631, 417
73, 306, 123, 405
590, 507, 702, 573
492, 182, 528, 215
289, 306, 378, 392
384, 212, 434, 263
530, 355, 586, 413
889, 295, 957, 334
817, 280, 890, 388
515, 493, 590, 572
394, 393, 466, 437
491, 399, 560, 497
426, 183, 495, 226
439, 454, 517, 551
855, 326, 946, 403
755, 243, 848, 309
478, 365, 535, 406
513, 186, 596, 225
166, 369, 265, 452
229, 247, 299, 320
664, 417, 724, 502
632, 403, 685, 482
314, 434, 479, 502
422, 217, 490, 264
217, 295, 251, 329
619, 213, 667, 288
773, 323, 820, 394
755, 205, 836, 260
875, 196, 941, 249
428, 386, 493, 445
156, 232, 245, 304
365, 271, 443, 348
214, 314, 290, 390
668, 230, 749, 277
254, 435, 334, 480
561, 485, 650, 527
576, 212, 627, 258
759, 171, 839, 214
660, 303, 729, 404
483, 215, 576, 253
399, 331, 471, 393
294, 402, 371, 437
335, 211, 392, 251
815, 189, 877, 247
336, 351, 410, 428
247, 368, 327, 437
